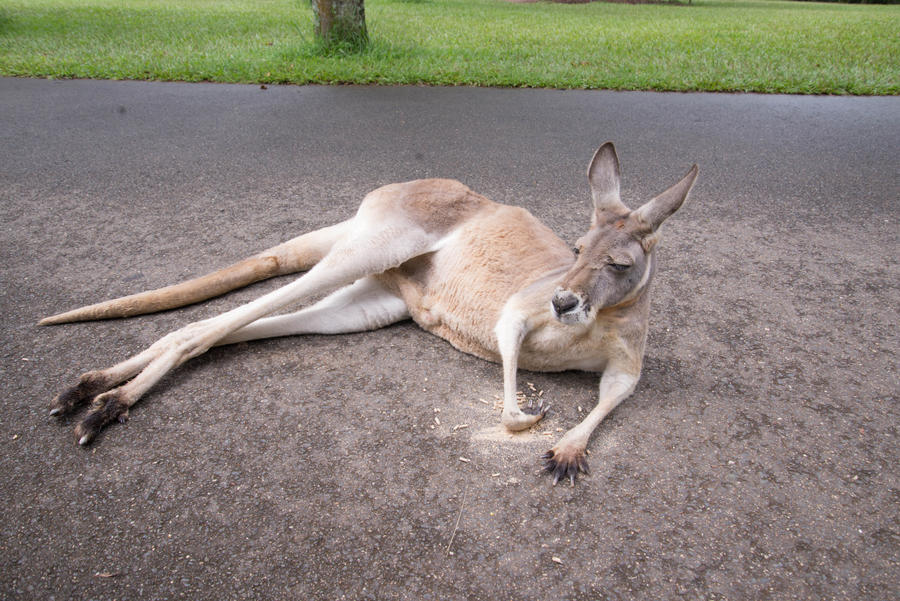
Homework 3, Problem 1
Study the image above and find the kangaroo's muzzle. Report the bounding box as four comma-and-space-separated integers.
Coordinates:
551, 289, 589, 323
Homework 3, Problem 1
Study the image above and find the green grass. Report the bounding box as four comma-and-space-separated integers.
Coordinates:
0, 0, 897, 94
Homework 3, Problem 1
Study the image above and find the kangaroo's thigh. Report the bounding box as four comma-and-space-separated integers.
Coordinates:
219, 276, 409, 343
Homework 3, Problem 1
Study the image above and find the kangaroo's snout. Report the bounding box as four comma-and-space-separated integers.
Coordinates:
551, 290, 586, 323
552, 291, 579, 315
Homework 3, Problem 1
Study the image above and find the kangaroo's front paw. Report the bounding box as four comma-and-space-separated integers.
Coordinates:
501, 398, 550, 432
73, 390, 129, 446
542, 441, 589, 486
49, 371, 112, 416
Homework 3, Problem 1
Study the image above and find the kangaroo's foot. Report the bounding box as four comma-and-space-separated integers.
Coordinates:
48, 319, 218, 444
73, 390, 130, 445
49, 371, 115, 416
542, 436, 589, 486
49, 371, 131, 445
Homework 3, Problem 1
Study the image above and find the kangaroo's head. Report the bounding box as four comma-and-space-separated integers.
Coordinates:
551, 143, 698, 325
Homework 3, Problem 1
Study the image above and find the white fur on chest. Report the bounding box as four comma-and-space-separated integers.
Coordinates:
516, 316, 611, 373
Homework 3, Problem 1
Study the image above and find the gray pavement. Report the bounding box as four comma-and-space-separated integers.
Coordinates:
1, 77, 898, 600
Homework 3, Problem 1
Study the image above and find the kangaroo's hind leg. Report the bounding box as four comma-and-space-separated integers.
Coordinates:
53, 213, 444, 445
48, 219, 355, 418
218, 275, 410, 344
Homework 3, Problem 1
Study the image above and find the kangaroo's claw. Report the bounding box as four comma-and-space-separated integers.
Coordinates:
501, 399, 550, 432
542, 448, 589, 487
524, 398, 550, 417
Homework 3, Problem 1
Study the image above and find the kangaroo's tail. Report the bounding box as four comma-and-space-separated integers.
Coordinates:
39, 222, 349, 325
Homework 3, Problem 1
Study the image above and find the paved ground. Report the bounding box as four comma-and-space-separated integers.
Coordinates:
1, 78, 897, 600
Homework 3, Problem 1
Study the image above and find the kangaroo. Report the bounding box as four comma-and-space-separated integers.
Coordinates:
42, 143, 697, 485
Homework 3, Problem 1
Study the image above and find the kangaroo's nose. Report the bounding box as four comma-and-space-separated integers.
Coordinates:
552, 291, 579, 316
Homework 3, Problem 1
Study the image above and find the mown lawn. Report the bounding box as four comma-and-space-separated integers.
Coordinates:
0, 0, 897, 94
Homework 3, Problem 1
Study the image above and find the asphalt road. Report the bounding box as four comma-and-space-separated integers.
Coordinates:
1, 78, 898, 600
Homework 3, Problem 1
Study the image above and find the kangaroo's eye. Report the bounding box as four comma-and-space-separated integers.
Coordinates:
572, 247, 581, 256
610, 263, 630, 272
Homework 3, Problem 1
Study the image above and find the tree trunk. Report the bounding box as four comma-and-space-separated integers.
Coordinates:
312, 0, 368, 50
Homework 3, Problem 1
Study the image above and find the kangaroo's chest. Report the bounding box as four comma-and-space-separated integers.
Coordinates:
516, 317, 617, 372
408, 287, 617, 374
410, 306, 612, 373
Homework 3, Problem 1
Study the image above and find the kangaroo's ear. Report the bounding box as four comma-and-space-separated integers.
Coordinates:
632, 164, 699, 232
588, 142, 628, 216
